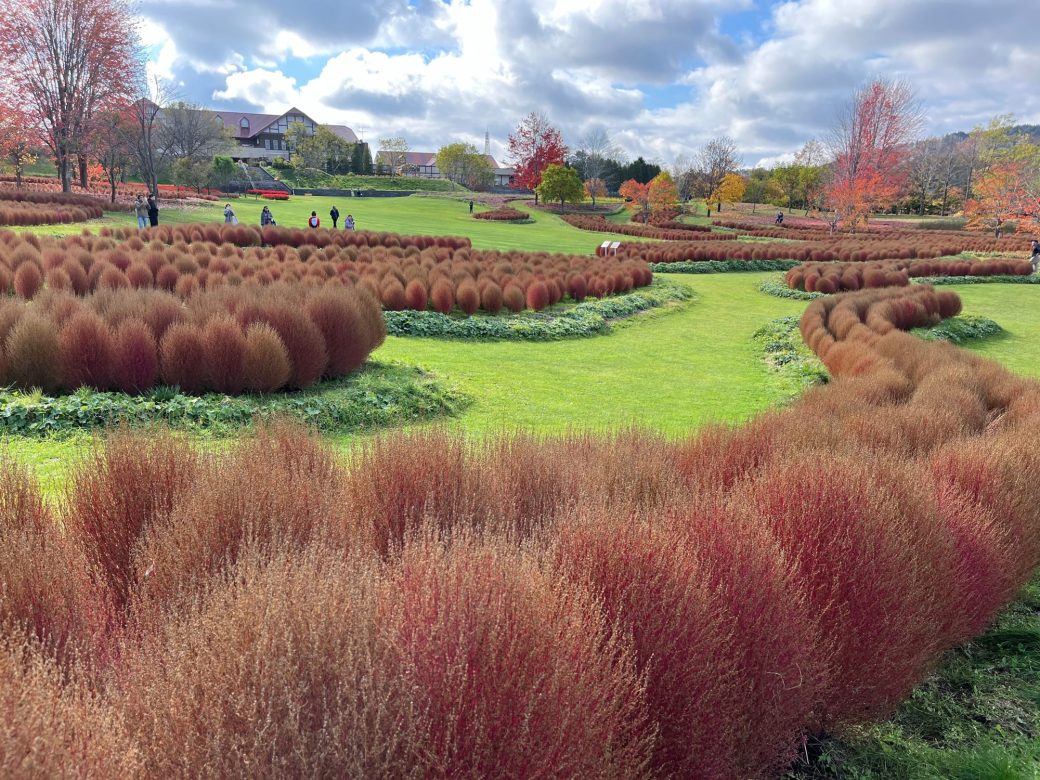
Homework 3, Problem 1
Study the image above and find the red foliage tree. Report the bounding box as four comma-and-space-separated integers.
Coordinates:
507, 112, 567, 201
826, 80, 921, 229
619, 179, 651, 222
0, 0, 141, 192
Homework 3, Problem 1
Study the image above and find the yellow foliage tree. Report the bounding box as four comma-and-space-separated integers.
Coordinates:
709, 173, 746, 212
647, 171, 679, 216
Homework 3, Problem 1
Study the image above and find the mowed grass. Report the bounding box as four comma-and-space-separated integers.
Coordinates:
369, 272, 809, 437
20, 194, 645, 253
946, 283, 1040, 377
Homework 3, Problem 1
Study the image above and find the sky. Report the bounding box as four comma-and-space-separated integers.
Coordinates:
138, 0, 1040, 169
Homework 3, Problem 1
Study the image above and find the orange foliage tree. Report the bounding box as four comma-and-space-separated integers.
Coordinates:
964, 157, 1040, 236
826, 80, 921, 230
648, 171, 679, 216
619, 179, 651, 221
0, 103, 39, 187
584, 177, 607, 206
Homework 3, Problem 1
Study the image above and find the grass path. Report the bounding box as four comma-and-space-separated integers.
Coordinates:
945, 283, 1040, 377
369, 272, 807, 436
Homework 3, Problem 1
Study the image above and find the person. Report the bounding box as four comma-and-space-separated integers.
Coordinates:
775, 210, 784, 226
330, 205, 340, 228
308, 211, 320, 228
345, 214, 355, 231
260, 205, 273, 226
468, 199, 474, 214
1030, 239, 1040, 273
134, 195, 148, 229
224, 203, 238, 225
147, 195, 159, 227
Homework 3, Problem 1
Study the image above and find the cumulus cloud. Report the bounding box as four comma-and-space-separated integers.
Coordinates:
139, 0, 1040, 165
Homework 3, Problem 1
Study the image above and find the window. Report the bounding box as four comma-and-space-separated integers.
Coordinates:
240, 117, 250, 133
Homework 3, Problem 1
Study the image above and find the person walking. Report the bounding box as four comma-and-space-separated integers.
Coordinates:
345, 214, 355, 230
308, 211, 320, 228
260, 205, 273, 226
224, 203, 238, 225
468, 199, 474, 214
147, 195, 159, 227
1030, 239, 1040, 273
134, 195, 148, 229
330, 205, 340, 228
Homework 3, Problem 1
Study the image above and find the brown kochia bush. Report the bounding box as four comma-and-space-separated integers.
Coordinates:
0, 283, 383, 395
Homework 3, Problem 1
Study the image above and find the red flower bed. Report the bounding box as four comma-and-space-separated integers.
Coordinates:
564, 214, 735, 241
473, 206, 528, 221
0, 283, 384, 395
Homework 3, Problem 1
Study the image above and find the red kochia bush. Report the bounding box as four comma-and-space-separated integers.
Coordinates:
262, 306, 329, 389
202, 316, 246, 395
732, 453, 955, 726
382, 535, 654, 778
243, 323, 292, 393
13, 261, 43, 299
503, 284, 525, 313
59, 311, 113, 390
4, 314, 62, 393
430, 279, 454, 315
526, 280, 550, 311
456, 279, 480, 315
159, 322, 206, 394
404, 278, 427, 311
110, 318, 159, 394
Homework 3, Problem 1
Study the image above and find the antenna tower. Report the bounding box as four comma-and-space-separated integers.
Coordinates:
484, 129, 490, 157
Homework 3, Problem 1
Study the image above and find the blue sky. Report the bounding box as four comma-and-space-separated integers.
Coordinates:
138, 0, 1040, 167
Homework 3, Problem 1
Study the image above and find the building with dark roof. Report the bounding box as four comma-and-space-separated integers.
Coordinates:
210, 106, 360, 162
376, 150, 514, 186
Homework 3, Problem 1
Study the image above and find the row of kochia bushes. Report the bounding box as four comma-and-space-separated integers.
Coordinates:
0, 189, 111, 225
563, 213, 729, 241
0, 284, 385, 394
0, 176, 220, 203
787, 257, 1036, 292
619, 235, 1028, 264
0, 231, 653, 315
711, 217, 1016, 251
126, 223, 473, 251
3, 285, 1039, 777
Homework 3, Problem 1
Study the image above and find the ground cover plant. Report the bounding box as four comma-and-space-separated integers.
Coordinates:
0, 190, 112, 226
564, 213, 734, 240
2, 272, 1040, 777
473, 205, 530, 221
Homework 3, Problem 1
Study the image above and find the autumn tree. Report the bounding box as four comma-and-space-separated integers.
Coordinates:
826, 79, 922, 229
574, 127, 622, 183
535, 163, 584, 206
619, 178, 651, 221
92, 108, 133, 202
171, 156, 213, 193
709, 173, 746, 212
0, 104, 40, 187
507, 112, 566, 202
0, 0, 141, 192
648, 171, 679, 215
160, 102, 231, 162
584, 177, 607, 206
697, 136, 739, 212
379, 136, 409, 176
436, 143, 493, 190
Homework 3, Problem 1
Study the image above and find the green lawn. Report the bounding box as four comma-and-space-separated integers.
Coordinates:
17, 195, 648, 254
947, 284, 1040, 377
370, 272, 808, 436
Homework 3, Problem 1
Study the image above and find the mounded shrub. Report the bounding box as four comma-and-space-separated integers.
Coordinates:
110, 318, 159, 394
159, 322, 206, 394
243, 323, 292, 393
4, 314, 61, 393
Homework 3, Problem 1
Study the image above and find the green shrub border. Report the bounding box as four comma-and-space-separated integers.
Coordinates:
751, 315, 828, 396
915, 274, 1040, 286
650, 259, 801, 274
758, 278, 823, 301
383, 279, 693, 341
0, 360, 469, 437
913, 315, 1004, 345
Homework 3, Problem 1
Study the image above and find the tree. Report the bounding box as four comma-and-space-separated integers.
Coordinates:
126, 78, 175, 198
352, 143, 372, 175
964, 153, 1040, 235
584, 177, 607, 206
535, 163, 584, 206
647, 171, 679, 216
0, 0, 141, 192
670, 154, 699, 202
618, 156, 661, 185
770, 163, 802, 212
92, 108, 132, 202
697, 137, 739, 211
744, 168, 773, 214
619, 179, 651, 221
575, 127, 622, 183
507, 112, 566, 201
826, 79, 922, 229
436, 143, 493, 190
709, 173, 746, 212
159, 102, 231, 161
0, 103, 40, 188
379, 136, 409, 177
170, 156, 213, 193
210, 155, 237, 191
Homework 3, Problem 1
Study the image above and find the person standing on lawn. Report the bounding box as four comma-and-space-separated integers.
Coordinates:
147, 195, 159, 227
134, 195, 148, 229
345, 214, 355, 230
308, 211, 320, 228
330, 205, 340, 228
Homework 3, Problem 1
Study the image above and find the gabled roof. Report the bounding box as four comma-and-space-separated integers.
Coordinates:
327, 124, 359, 143
211, 107, 359, 143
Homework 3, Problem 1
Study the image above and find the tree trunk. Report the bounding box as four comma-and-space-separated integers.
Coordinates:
79, 157, 88, 189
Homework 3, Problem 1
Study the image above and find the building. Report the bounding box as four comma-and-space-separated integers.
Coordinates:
376, 150, 515, 186
210, 106, 360, 163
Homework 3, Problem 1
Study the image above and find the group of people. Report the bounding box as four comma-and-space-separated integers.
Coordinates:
774, 210, 785, 226
133, 195, 159, 229
327, 205, 355, 230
